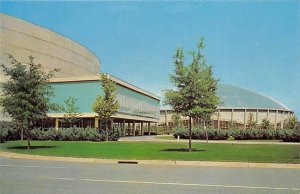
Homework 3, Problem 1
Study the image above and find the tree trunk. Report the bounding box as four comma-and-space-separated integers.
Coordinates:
27, 120, 31, 149
105, 119, 108, 141
27, 135, 31, 149
21, 128, 23, 141
204, 120, 208, 143
189, 116, 192, 152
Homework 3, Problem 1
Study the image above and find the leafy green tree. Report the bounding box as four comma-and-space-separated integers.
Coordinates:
0, 55, 57, 148
260, 118, 271, 129
61, 97, 82, 127
284, 115, 298, 130
92, 73, 119, 140
171, 113, 181, 128
247, 113, 257, 129
164, 37, 220, 151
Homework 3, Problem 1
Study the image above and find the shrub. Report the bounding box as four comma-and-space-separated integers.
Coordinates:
229, 129, 276, 140
277, 129, 300, 142
0, 121, 19, 142
0, 127, 8, 143
173, 127, 300, 142
29, 127, 120, 142
173, 127, 230, 140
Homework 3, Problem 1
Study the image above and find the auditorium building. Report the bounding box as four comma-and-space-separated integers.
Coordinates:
0, 13, 160, 136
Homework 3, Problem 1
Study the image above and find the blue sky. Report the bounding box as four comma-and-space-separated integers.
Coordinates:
1, 1, 300, 117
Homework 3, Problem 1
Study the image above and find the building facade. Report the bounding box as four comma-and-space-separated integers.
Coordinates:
0, 13, 160, 135
160, 84, 294, 129
0, 13, 100, 79
48, 76, 160, 136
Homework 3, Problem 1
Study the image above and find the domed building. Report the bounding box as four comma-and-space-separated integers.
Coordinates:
160, 84, 294, 129
0, 14, 100, 80
0, 13, 160, 136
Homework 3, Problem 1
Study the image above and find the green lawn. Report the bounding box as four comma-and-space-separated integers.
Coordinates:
155, 136, 283, 142
154, 136, 176, 140
1, 141, 300, 163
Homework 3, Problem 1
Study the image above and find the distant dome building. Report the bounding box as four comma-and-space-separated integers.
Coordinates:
160, 84, 294, 129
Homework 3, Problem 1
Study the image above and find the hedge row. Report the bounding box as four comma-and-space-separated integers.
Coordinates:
173, 128, 300, 142
0, 122, 19, 143
30, 128, 120, 142
173, 128, 229, 140
0, 123, 120, 143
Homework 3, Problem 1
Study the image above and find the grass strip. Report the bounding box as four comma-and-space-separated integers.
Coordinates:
1, 140, 299, 163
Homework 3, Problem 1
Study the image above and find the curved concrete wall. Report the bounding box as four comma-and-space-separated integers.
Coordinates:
160, 108, 294, 129
0, 13, 100, 80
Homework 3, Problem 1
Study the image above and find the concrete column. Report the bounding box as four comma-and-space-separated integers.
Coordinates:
267, 109, 270, 120
122, 120, 126, 137
95, 117, 99, 128
128, 122, 131, 136
256, 109, 259, 124
165, 110, 168, 128
281, 111, 284, 129
244, 109, 247, 130
217, 109, 220, 129
110, 118, 114, 132
148, 122, 150, 135
274, 110, 278, 130
132, 121, 136, 136
231, 109, 234, 124
141, 122, 144, 136
55, 118, 59, 130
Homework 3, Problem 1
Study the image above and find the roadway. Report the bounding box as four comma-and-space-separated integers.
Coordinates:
0, 157, 299, 194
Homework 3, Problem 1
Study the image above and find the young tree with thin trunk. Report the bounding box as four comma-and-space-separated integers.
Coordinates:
164, 37, 220, 151
171, 113, 181, 128
61, 97, 82, 127
93, 73, 119, 140
0, 55, 58, 149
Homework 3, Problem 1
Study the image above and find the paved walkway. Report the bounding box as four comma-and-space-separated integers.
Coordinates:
119, 135, 300, 145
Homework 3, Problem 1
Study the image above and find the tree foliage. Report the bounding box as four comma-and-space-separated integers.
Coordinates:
171, 113, 181, 128
283, 115, 298, 130
0, 55, 58, 148
247, 113, 257, 129
164, 37, 220, 151
61, 97, 82, 127
260, 118, 272, 130
92, 73, 119, 140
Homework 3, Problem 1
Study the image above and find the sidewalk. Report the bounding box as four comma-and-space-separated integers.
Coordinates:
119, 135, 300, 145
1, 151, 299, 169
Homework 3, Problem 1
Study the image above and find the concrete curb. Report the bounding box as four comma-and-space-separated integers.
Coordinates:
1, 151, 300, 169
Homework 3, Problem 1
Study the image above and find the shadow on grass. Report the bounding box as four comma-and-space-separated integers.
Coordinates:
6, 146, 57, 150
161, 148, 206, 152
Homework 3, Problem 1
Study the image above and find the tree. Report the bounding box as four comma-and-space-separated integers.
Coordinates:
261, 118, 271, 129
283, 115, 297, 130
92, 73, 119, 140
0, 55, 57, 148
247, 113, 256, 129
171, 113, 181, 128
61, 97, 82, 127
164, 37, 220, 151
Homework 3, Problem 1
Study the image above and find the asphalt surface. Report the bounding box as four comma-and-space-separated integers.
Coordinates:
1, 157, 300, 194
